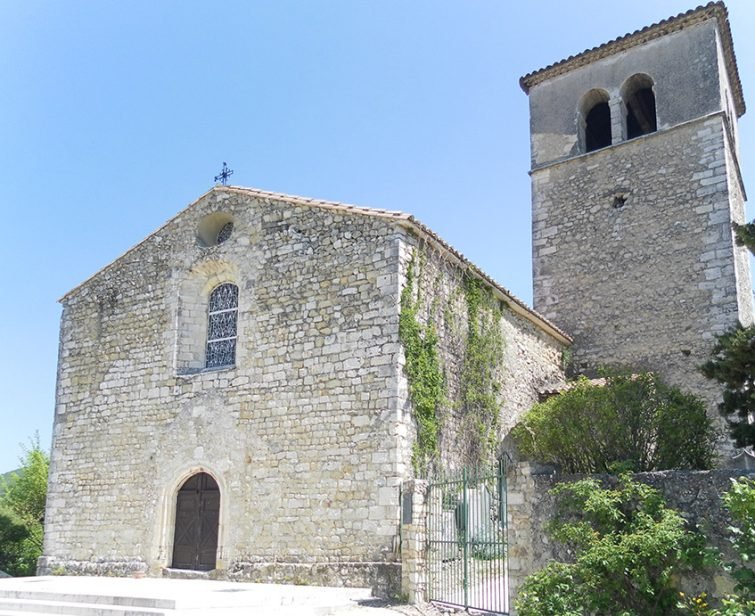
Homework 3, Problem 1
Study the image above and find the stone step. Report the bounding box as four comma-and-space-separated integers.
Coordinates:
0, 591, 174, 611
0, 576, 377, 616
0, 598, 167, 616
0, 604, 319, 616
159, 570, 208, 581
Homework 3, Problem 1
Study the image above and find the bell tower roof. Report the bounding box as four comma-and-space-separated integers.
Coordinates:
519, 2, 745, 117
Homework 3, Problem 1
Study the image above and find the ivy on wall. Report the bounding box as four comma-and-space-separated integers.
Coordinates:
399, 252, 445, 475
461, 276, 505, 465
399, 247, 506, 474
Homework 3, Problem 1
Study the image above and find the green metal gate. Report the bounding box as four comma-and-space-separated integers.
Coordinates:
426, 460, 509, 614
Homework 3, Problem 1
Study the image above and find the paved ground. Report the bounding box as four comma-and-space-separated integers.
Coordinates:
0, 576, 439, 615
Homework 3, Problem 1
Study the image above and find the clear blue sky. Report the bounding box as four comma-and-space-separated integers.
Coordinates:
1, 1, 753, 472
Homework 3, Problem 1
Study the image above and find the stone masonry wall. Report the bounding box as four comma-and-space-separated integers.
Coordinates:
43, 186, 570, 595
43, 188, 406, 594
527, 20, 723, 168
726, 135, 755, 324
395, 237, 567, 474
506, 463, 755, 613
532, 115, 752, 454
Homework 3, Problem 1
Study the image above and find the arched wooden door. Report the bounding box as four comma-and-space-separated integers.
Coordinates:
171, 473, 220, 571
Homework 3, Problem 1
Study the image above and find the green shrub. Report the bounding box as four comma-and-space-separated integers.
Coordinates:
516, 475, 705, 616
511, 371, 715, 472
723, 477, 755, 602
516, 562, 583, 616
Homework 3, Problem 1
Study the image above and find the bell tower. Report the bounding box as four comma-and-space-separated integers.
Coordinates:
521, 3, 752, 432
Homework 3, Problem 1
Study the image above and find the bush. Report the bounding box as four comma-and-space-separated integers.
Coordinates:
516, 475, 706, 616
511, 371, 715, 472
723, 477, 755, 603
516, 561, 583, 616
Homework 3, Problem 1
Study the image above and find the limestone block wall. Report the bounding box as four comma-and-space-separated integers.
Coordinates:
43, 185, 570, 594
532, 115, 752, 445
43, 188, 406, 592
725, 138, 754, 323
399, 479, 428, 603
395, 237, 567, 473
527, 20, 724, 168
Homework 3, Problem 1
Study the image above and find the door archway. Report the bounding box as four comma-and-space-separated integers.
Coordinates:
171, 472, 220, 571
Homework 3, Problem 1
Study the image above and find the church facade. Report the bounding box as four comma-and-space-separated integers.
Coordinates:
40, 186, 566, 590
41, 1, 752, 599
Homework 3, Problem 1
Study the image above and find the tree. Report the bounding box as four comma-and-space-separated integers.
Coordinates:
511, 371, 715, 473
701, 324, 755, 449
0, 434, 49, 575
699, 221, 755, 450
516, 475, 705, 616
0, 512, 31, 576
732, 221, 755, 255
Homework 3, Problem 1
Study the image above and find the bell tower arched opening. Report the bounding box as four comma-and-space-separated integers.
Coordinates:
579, 89, 612, 153
622, 73, 657, 139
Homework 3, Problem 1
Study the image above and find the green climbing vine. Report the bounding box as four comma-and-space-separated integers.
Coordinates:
399, 248, 506, 473
399, 252, 444, 475
461, 276, 505, 465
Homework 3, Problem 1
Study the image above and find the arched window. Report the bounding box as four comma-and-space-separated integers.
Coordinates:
205, 283, 238, 368
579, 89, 612, 153
622, 74, 657, 139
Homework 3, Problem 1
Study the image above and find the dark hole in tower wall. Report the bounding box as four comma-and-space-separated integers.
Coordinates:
585, 102, 612, 152
626, 87, 657, 139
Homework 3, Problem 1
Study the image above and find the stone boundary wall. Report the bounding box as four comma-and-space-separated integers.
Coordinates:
507, 463, 755, 612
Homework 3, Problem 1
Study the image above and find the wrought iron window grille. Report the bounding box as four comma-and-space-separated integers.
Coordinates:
205, 283, 238, 369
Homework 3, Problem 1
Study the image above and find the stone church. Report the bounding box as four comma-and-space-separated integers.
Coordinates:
41, 0, 752, 598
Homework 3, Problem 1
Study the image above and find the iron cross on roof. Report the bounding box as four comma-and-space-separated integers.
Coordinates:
214, 162, 234, 186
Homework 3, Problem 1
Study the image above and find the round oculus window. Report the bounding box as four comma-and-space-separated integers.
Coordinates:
216, 221, 233, 244
197, 212, 234, 247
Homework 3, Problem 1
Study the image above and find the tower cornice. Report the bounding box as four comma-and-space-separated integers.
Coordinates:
520, 2, 745, 117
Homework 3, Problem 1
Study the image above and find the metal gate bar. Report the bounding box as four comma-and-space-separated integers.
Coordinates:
426, 459, 509, 614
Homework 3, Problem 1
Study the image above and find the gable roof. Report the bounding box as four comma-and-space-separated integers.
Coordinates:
519, 2, 745, 117
61, 185, 572, 345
